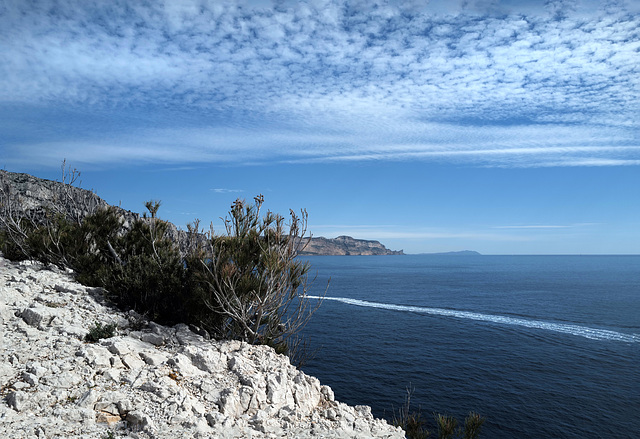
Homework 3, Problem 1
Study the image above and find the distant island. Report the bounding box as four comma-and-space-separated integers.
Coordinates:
301, 236, 404, 256
415, 250, 481, 256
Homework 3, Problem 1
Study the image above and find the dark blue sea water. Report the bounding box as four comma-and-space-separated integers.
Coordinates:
299, 255, 640, 439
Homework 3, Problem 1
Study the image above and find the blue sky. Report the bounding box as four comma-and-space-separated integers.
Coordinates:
1, 0, 639, 254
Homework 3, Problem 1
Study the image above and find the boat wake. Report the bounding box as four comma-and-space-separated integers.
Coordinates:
308, 296, 639, 343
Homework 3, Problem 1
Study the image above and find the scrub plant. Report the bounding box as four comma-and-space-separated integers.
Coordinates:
435, 414, 458, 439
0, 160, 104, 264
85, 322, 117, 342
391, 387, 485, 439
1, 164, 323, 358
462, 412, 485, 439
194, 195, 323, 350
102, 210, 186, 324
392, 387, 430, 439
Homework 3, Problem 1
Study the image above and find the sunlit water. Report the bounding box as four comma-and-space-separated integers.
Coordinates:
300, 255, 640, 439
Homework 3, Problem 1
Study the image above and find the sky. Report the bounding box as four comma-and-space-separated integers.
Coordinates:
1, 0, 640, 254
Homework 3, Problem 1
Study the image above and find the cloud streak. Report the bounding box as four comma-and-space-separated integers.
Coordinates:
493, 223, 598, 229
211, 188, 244, 194
1, 0, 639, 168
309, 224, 535, 242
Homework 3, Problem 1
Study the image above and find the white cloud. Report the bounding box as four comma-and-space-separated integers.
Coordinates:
3, 116, 638, 169
309, 224, 534, 242
211, 188, 244, 193
1, 0, 639, 168
493, 223, 595, 229
495, 222, 604, 232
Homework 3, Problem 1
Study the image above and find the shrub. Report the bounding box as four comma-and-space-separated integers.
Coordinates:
25, 211, 75, 266
85, 322, 117, 342
187, 196, 320, 353
102, 213, 187, 324
72, 206, 124, 286
435, 414, 458, 439
391, 387, 485, 439
392, 387, 430, 439
1, 164, 323, 359
0, 160, 101, 263
462, 412, 485, 439
10, 205, 124, 285
0, 228, 8, 257
194, 195, 322, 350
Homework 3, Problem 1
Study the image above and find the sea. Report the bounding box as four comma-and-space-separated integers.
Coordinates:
299, 255, 640, 439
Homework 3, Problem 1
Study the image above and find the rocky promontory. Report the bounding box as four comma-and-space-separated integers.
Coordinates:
301, 236, 403, 256
0, 255, 403, 438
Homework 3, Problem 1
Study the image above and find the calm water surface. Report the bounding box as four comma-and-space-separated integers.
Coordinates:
300, 255, 640, 439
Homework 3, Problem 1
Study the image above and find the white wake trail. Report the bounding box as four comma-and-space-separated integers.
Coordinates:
307, 296, 639, 343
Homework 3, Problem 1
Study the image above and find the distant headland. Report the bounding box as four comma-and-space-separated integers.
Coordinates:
301, 236, 404, 256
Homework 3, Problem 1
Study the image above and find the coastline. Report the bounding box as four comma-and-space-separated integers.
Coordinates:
0, 255, 404, 438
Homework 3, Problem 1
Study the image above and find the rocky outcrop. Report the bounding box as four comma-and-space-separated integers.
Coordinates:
0, 170, 206, 254
0, 171, 94, 211
301, 236, 404, 256
0, 169, 138, 227
0, 255, 404, 438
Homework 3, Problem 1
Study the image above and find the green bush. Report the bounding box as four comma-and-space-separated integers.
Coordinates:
462, 412, 485, 439
435, 414, 458, 439
102, 215, 187, 324
72, 206, 123, 286
391, 388, 485, 439
0, 217, 36, 261
392, 387, 430, 439
194, 195, 319, 348
0, 202, 123, 277
0, 228, 8, 257
1, 174, 321, 357
85, 321, 117, 342
0, 161, 97, 264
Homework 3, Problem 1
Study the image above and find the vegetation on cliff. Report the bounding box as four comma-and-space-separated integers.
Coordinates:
0, 165, 323, 357
392, 388, 485, 439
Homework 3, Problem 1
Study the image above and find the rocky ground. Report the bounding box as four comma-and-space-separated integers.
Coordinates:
0, 256, 404, 439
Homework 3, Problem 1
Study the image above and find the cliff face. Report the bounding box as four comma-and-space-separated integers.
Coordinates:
301, 235, 404, 256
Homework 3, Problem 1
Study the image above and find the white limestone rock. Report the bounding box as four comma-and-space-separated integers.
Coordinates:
6, 390, 29, 412
20, 305, 54, 328
140, 332, 165, 346
139, 350, 167, 367
0, 255, 405, 439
